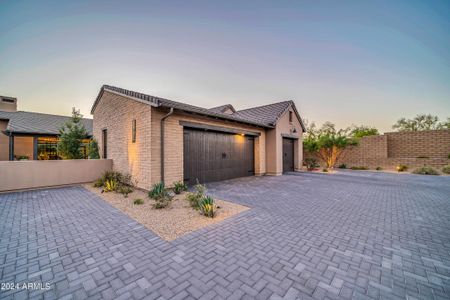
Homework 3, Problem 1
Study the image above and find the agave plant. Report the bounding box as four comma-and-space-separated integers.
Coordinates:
103, 179, 117, 192
199, 196, 215, 218
173, 181, 188, 194
149, 182, 167, 199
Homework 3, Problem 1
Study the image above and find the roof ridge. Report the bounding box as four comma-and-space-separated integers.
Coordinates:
236, 100, 292, 113
14, 110, 92, 120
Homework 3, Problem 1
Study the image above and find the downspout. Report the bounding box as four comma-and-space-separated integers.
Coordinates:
160, 107, 174, 184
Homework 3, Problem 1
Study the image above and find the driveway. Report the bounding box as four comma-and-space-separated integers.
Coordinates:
1, 172, 450, 300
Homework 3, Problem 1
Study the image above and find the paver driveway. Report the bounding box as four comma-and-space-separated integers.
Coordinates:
1, 171, 450, 300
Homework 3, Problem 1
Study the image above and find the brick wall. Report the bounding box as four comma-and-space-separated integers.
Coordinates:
305, 129, 450, 171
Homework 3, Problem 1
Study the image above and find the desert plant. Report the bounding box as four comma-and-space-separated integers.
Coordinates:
152, 196, 171, 209
133, 198, 144, 205
98, 171, 124, 186
103, 179, 117, 192
93, 178, 103, 187
442, 165, 450, 174
350, 166, 368, 170
304, 158, 319, 171
186, 181, 206, 209
396, 165, 408, 172
149, 182, 168, 199
412, 166, 439, 175
173, 181, 188, 194
338, 163, 347, 169
376, 167, 382, 171
118, 185, 134, 197
199, 196, 215, 218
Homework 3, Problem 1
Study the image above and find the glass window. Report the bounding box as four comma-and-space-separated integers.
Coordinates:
37, 137, 60, 160
132, 119, 136, 143
289, 111, 293, 122
102, 129, 107, 158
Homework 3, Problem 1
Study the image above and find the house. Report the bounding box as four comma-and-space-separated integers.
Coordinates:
91, 85, 306, 188
0, 96, 93, 160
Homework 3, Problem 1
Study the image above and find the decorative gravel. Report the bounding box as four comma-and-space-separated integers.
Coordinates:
83, 184, 249, 241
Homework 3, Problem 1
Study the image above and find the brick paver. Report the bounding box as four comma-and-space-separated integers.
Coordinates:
1, 171, 450, 299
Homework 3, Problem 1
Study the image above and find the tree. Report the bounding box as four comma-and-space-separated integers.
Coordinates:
392, 114, 448, 131
350, 125, 379, 138
303, 122, 357, 169
88, 139, 100, 159
57, 108, 88, 159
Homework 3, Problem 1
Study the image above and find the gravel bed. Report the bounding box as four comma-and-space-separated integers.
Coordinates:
83, 184, 249, 241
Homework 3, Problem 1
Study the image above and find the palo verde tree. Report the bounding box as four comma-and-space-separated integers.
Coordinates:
57, 108, 88, 159
393, 114, 450, 131
303, 122, 357, 169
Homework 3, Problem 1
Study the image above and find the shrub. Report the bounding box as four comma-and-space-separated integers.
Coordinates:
149, 182, 168, 199
442, 165, 450, 174
412, 166, 439, 175
133, 198, 144, 205
118, 185, 134, 198
338, 164, 347, 169
173, 181, 188, 194
350, 166, 368, 170
99, 171, 124, 186
103, 179, 117, 192
396, 165, 408, 172
304, 158, 319, 171
199, 196, 215, 218
376, 167, 382, 171
153, 196, 171, 209
93, 178, 103, 187
186, 181, 206, 209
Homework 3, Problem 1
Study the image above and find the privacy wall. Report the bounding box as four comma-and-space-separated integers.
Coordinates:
305, 129, 450, 170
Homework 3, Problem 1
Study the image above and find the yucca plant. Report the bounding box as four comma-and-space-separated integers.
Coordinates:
173, 181, 188, 194
103, 179, 117, 192
199, 196, 215, 218
149, 182, 167, 199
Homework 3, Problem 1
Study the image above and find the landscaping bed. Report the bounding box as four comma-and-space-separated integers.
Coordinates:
83, 184, 249, 241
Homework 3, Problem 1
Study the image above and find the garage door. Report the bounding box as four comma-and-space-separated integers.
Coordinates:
282, 138, 294, 173
183, 128, 254, 185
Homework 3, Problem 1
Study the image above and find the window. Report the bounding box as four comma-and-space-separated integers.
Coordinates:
132, 119, 136, 143
102, 129, 107, 158
289, 111, 293, 123
2, 98, 15, 103
37, 137, 59, 160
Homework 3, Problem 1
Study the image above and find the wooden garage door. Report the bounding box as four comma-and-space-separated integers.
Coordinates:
183, 128, 254, 185
282, 138, 294, 173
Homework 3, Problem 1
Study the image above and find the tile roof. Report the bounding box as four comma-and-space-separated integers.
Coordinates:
208, 104, 236, 114
0, 110, 93, 136
93, 85, 306, 131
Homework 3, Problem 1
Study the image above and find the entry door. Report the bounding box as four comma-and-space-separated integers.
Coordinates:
183, 128, 255, 185
282, 138, 294, 173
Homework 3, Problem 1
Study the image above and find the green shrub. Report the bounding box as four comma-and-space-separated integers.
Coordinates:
118, 185, 134, 197
153, 196, 171, 209
304, 158, 319, 171
338, 164, 347, 169
93, 178, 103, 188
376, 167, 382, 171
103, 179, 117, 192
442, 165, 450, 174
199, 196, 215, 218
396, 165, 408, 172
149, 182, 168, 199
350, 166, 368, 170
186, 181, 206, 209
173, 181, 188, 194
133, 198, 144, 205
412, 166, 439, 175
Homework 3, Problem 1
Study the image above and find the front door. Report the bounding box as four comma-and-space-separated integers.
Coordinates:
282, 138, 294, 173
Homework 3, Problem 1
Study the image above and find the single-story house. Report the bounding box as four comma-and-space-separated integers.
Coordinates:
0, 96, 93, 160
91, 85, 306, 189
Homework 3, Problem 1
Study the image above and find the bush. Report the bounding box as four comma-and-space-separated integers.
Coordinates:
95, 171, 134, 197
396, 165, 408, 172
103, 179, 117, 192
442, 165, 450, 174
199, 196, 215, 218
338, 164, 347, 169
153, 196, 171, 209
412, 166, 439, 175
376, 167, 382, 171
350, 166, 368, 170
93, 178, 103, 187
118, 185, 134, 197
186, 181, 206, 209
149, 182, 168, 199
133, 198, 144, 205
173, 181, 188, 194
304, 158, 319, 171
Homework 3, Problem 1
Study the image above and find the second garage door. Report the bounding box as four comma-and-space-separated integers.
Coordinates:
183, 128, 255, 185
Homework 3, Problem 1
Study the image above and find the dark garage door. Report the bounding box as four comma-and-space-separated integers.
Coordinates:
282, 138, 294, 173
183, 128, 254, 185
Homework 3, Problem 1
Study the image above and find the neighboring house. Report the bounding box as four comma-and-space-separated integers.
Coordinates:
92, 85, 306, 189
0, 96, 93, 161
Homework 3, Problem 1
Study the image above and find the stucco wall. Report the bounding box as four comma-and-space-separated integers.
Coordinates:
0, 121, 8, 161
0, 159, 112, 192
151, 108, 266, 186
93, 91, 153, 189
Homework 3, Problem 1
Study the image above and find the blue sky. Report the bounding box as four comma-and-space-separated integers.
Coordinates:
0, 0, 449, 132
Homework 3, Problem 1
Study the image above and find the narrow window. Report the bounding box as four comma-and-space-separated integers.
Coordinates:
102, 129, 107, 158
132, 119, 136, 143
289, 111, 293, 123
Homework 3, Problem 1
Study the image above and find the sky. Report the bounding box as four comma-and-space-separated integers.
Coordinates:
0, 0, 449, 132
